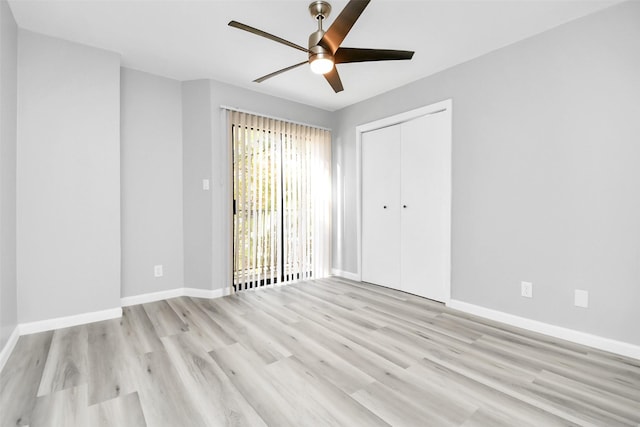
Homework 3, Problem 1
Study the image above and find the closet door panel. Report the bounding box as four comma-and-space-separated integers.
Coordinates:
361, 125, 401, 289
400, 113, 450, 301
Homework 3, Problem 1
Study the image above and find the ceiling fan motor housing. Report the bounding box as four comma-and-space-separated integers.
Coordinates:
309, 29, 333, 64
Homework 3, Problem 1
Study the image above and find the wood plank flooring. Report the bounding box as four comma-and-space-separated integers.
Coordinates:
1, 277, 639, 426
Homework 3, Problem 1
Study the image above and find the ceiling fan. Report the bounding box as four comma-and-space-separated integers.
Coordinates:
228, 0, 414, 93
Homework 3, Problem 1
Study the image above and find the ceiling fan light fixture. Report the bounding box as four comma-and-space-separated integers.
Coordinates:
310, 56, 334, 74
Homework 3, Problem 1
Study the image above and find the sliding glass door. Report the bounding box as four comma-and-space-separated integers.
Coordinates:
231, 112, 331, 292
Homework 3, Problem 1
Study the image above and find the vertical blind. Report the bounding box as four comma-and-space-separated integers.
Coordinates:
230, 110, 331, 292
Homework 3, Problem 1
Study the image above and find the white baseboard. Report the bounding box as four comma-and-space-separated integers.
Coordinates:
331, 268, 360, 282
19, 307, 123, 336
447, 299, 640, 360
121, 288, 184, 307
0, 326, 20, 374
184, 287, 231, 299
121, 286, 231, 307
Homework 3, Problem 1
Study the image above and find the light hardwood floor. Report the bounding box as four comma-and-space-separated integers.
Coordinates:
1, 277, 639, 426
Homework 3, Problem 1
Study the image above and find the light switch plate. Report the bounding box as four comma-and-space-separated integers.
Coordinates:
574, 289, 589, 308
154, 265, 163, 277
202, 179, 210, 191
521, 281, 533, 298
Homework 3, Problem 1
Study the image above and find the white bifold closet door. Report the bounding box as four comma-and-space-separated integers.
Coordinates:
400, 112, 449, 301
362, 111, 450, 302
361, 125, 401, 289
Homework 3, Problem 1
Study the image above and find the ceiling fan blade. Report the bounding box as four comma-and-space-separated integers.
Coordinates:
319, 0, 370, 54
335, 47, 414, 64
324, 67, 344, 93
229, 20, 309, 53
253, 61, 308, 83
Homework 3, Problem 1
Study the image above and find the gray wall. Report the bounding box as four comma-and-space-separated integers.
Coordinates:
0, 0, 17, 349
332, 1, 640, 345
182, 79, 334, 291
121, 68, 184, 298
17, 31, 121, 323
182, 80, 213, 291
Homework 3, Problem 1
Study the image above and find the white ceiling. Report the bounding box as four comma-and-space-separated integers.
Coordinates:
8, 0, 620, 111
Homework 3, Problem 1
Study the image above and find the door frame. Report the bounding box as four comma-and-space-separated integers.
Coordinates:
355, 99, 452, 302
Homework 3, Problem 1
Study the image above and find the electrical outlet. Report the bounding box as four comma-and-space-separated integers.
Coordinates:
574, 289, 589, 308
202, 179, 210, 191
521, 281, 533, 298
154, 265, 163, 277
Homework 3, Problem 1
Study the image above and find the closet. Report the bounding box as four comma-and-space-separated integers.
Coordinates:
361, 109, 450, 302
